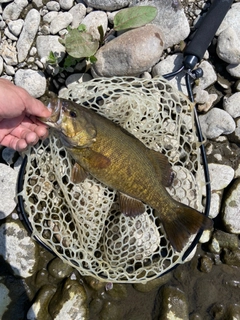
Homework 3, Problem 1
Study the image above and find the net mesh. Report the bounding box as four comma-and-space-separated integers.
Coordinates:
19, 76, 203, 283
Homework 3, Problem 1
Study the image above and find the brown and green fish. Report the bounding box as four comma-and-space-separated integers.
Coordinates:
40, 98, 212, 252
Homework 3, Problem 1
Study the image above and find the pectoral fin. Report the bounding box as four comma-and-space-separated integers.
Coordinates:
71, 163, 88, 183
119, 192, 145, 217
88, 150, 111, 169
149, 150, 174, 187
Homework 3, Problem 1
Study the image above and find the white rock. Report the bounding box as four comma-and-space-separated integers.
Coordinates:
0, 222, 37, 277
209, 191, 222, 219
223, 92, 240, 118
50, 12, 73, 35
14, 69, 46, 98
8, 19, 24, 36
194, 89, 218, 112
2, 0, 28, 20
226, 63, 240, 78
46, 0, 60, 11
195, 60, 217, 90
0, 164, 18, 219
0, 41, 18, 65
222, 178, 240, 234
59, 0, 73, 10
42, 11, 58, 23
199, 108, 235, 139
4, 27, 18, 41
17, 9, 41, 63
217, 3, 240, 36
69, 3, 86, 29
36, 35, 66, 62
217, 27, 240, 64
81, 11, 108, 41
4, 63, 15, 76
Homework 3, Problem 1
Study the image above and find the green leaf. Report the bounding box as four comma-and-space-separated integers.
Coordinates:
97, 25, 104, 44
63, 55, 79, 68
48, 51, 57, 64
64, 28, 99, 59
113, 6, 158, 31
89, 55, 97, 64
78, 24, 87, 32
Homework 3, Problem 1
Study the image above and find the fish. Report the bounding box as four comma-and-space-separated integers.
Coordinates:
39, 98, 212, 252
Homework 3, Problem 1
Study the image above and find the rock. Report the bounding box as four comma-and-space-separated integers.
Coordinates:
210, 230, 239, 252
223, 92, 240, 118
36, 35, 66, 62
69, 3, 86, 29
199, 108, 235, 139
0, 284, 11, 319
226, 63, 240, 78
158, 286, 189, 320
222, 249, 240, 267
81, 11, 108, 41
216, 27, 240, 64
194, 60, 217, 90
0, 163, 18, 219
217, 3, 240, 36
195, 89, 218, 112
134, 0, 190, 48
0, 221, 37, 277
208, 191, 222, 219
48, 278, 88, 319
14, 69, 46, 98
0, 41, 18, 65
4, 27, 18, 41
42, 11, 58, 24
0, 56, 3, 75
46, 0, 60, 11
228, 117, 240, 143
92, 24, 164, 77
2, 0, 28, 20
50, 12, 73, 35
8, 19, 24, 37
222, 178, 240, 234
17, 9, 40, 63
4, 63, 15, 76
47, 257, 73, 279
84, 0, 129, 11
59, 0, 74, 10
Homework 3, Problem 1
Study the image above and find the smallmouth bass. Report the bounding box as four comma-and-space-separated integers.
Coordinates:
40, 98, 212, 252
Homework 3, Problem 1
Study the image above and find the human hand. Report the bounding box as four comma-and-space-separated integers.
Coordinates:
0, 79, 51, 152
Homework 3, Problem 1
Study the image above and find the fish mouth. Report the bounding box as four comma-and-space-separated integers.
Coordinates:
39, 99, 63, 128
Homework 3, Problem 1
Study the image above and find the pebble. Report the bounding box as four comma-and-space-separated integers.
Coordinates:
59, 0, 73, 10
2, 0, 28, 20
199, 108, 236, 139
208, 191, 222, 219
69, 3, 86, 29
36, 35, 66, 62
17, 9, 41, 63
216, 27, 240, 64
8, 19, 24, 37
42, 11, 58, 24
92, 24, 164, 77
4, 27, 18, 41
4, 63, 15, 75
0, 163, 18, 219
50, 12, 73, 35
222, 178, 240, 234
0, 41, 18, 65
0, 221, 37, 277
81, 11, 108, 41
226, 63, 240, 78
84, 0, 129, 11
14, 69, 46, 98
223, 92, 240, 118
46, 0, 60, 11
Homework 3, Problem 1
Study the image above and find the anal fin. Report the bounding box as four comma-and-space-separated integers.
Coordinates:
119, 192, 145, 217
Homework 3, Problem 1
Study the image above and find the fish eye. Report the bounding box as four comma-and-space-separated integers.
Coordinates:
69, 110, 77, 118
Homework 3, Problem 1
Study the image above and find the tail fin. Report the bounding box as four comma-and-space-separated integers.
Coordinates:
159, 203, 213, 252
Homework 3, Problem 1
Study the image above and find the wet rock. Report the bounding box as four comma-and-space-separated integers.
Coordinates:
36, 35, 66, 63
69, 3, 86, 29
105, 283, 128, 300
92, 24, 164, 77
47, 257, 73, 279
17, 9, 40, 63
222, 249, 240, 267
0, 221, 38, 277
199, 255, 213, 273
217, 27, 240, 64
0, 163, 18, 219
84, 0, 129, 11
133, 272, 172, 293
208, 230, 239, 254
222, 178, 240, 234
99, 301, 125, 320
8, 19, 24, 37
158, 286, 189, 320
223, 92, 240, 118
135, 0, 190, 48
2, 0, 28, 20
199, 108, 235, 139
0, 41, 18, 65
14, 69, 46, 98
81, 11, 108, 41
50, 12, 73, 35
48, 278, 88, 319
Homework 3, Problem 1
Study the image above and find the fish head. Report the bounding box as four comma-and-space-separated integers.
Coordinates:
39, 98, 97, 148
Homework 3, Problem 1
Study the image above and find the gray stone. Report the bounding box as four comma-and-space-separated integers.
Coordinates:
84, 0, 129, 11
217, 27, 240, 64
0, 283, 11, 319
194, 89, 218, 112
134, 0, 190, 48
42, 11, 58, 24
209, 191, 222, 219
0, 164, 18, 219
4, 27, 18, 41
4, 63, 15, 75
59, 0, 73, 10
223, 92, 240, 118
17, 9, 40, 63
209, 163, 234, 192
194, 60, 217, 90
69, 3, 86, 29
36, 35, 65, 62
46, 0, 60, 11
0, 41, 18, 65
92, 24, 164, 77
8, 19, 24, 36
199, 108, 235, 139
217, 3, 240, 36
226, 63, 240, 78
2, 0, 28, 20
0, 221, 37, 277
14, 69, 46, 98
222, 178, 240, 234
50, 12, 73, 34
81, 11, 108, 41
